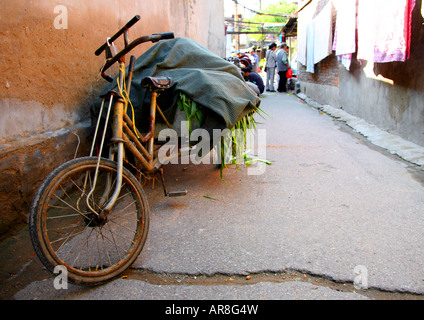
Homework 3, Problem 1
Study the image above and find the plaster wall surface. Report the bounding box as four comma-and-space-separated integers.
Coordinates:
0, 0, 225, 236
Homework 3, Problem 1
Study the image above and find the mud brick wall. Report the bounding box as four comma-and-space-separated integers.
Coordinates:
298, 55, 339, 87
0, 126, 91, 236
0, 0, 225, 237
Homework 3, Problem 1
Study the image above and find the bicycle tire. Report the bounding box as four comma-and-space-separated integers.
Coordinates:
29, 157, 149, 284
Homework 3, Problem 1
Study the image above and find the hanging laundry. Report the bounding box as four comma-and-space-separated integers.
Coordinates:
358, 0, 416, 63
336, 54, 353, 71
313, 0, 333, 65
357, 0, 374, 62
333, 0, 356, 56
297, 2, 316, 66
332, 0, 357, 70
297, 18, 307, 66
374, 0, 415, 62
306, 20, 315, 73
422, 0, 424, 18
333, 30, 353, 70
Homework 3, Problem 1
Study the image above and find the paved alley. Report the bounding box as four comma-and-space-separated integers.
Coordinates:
7, 91, 424, 301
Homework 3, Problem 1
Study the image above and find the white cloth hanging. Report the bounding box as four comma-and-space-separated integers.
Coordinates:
332, 0, 357, 71
313, 1, 333, 65
297, 2, 316, 66
306, 20, 315, 73
332, 0, 356, 56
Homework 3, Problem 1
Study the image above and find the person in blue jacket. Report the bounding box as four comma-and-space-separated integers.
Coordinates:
242, 66, 265, 96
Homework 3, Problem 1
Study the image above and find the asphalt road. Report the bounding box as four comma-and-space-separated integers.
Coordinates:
6, 91, 424, 301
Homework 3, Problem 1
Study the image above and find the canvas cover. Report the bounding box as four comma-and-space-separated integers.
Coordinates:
92, 37, 261, 135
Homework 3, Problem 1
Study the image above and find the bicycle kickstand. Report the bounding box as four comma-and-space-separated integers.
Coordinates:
158, 168, 188, 198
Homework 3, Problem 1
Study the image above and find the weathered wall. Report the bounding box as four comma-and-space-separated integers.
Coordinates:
298, 54, 340, 108
0, 0, 225, 143
297, 0, 424, 148
0, 0, 225, 237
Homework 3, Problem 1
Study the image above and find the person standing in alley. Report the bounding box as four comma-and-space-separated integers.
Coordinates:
277, 43, 289, 93
250, 49, 259, 73
265, 43, 277, 92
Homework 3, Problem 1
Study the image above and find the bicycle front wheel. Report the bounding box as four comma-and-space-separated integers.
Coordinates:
29, 157, 149, 284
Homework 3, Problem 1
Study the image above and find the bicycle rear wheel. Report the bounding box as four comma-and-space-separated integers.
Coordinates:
29, 157, 149, 284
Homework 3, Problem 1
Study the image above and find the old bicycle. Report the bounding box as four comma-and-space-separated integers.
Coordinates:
29, 15, 185, 284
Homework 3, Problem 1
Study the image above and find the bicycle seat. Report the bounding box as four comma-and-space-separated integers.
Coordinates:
142, 76, 174, 90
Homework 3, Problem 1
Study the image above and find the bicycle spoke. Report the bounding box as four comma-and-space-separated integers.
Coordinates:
96, 227, 132, 255
108, 198, 137, 221
46, 211, 82, 219
104, 220, 138, 245
52, 193, 90, 220
60, 221, 93, 255
97, 229, 110, 271
104, 225, 120, 260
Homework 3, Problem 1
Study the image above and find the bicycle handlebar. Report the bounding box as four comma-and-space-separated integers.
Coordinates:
95, 16, 175, 82
152, 32, 175, 41
99, 32, 175, 82
95, 15, 141, 56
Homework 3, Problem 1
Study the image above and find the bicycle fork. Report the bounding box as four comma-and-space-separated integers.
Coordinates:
103, 96, 126, 213
84, 63, 127, 217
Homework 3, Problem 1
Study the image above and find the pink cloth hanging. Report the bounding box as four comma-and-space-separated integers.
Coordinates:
358, 0, 416, 63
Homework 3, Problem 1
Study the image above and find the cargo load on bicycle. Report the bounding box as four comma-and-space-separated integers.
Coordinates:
91, 37, 261, 145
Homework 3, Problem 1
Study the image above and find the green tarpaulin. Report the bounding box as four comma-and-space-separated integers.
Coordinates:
92, 37, 261, 135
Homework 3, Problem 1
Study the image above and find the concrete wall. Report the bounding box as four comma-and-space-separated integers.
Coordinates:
297, 0, 424, 148
0, 0, 225, 237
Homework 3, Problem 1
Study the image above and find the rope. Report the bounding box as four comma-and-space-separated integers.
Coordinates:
117, 66, 140, 138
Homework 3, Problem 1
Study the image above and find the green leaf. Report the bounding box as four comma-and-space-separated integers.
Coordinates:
203, 195, 218, 201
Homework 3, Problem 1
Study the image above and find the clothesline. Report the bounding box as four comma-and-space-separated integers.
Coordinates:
232, 0, 294, 18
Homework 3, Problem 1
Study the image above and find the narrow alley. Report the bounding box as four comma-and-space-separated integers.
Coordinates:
4, 91, 424, 300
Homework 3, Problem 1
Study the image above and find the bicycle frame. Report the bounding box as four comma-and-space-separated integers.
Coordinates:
87, 16, 177, 215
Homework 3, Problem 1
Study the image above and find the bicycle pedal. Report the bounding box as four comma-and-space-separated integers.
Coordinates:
166, 190, 188, 197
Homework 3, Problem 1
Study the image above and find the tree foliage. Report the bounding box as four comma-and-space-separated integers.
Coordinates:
244, 1, 297, 43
